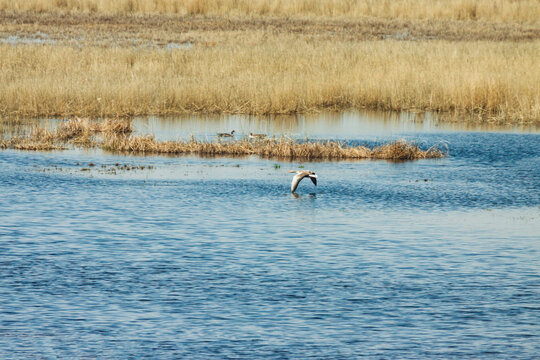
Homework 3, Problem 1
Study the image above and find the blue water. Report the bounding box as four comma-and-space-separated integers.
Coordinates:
1, 125, 539, 358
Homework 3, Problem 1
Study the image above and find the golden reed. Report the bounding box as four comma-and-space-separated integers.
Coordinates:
1, 119, 444, 160
1, 0, 538, 23
1, 39, 538, 123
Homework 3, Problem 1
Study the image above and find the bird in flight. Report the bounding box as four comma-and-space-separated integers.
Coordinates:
288, 170, 317, 193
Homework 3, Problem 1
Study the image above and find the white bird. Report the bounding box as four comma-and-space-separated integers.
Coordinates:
217, 130, 235, 137
289, 170, 317, 193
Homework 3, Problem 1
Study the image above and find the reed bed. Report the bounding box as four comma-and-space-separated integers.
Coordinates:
0, 118, 444, 160
1, 0, 538, 23
0, 118, 131, 150
38, 117, 131, 141
1, 38, 538, 123
102, 135, 443, 160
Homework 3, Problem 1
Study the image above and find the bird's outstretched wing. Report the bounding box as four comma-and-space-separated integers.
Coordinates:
290, 171, 317, 193
291, 172, 305, 193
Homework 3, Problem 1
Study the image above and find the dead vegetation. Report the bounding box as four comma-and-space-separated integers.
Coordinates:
1, 0, 538, 23
0, 118, 132, 150
1, 12, 538, 46
1, 39, 538, 123
1, 6, 538, 124
102, 135, 443, 160
0, 118, 444, 160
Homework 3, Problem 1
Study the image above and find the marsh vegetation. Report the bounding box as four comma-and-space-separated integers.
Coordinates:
1, 39, 538, 123
0, 1, 539, 124
0, 118, 444, 160
2, 0, 539, 23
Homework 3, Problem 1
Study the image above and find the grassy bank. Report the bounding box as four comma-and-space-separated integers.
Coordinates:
0, 119, 444, 160
1, 38, 538, 123
1, 0, 538, 23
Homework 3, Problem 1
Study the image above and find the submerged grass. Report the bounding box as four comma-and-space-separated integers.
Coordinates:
0, 118, 444, 160
1, 39, 539, 123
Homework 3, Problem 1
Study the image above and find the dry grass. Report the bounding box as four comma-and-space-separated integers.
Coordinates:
2, 12, 539, 46
1, 7, 538, 124
1, 0, 538, 23
2, 126, 66, 150
1, 38, 538, 123
0, 118, 131, 150
104, 135, 444, 160
0, 118, 444, 160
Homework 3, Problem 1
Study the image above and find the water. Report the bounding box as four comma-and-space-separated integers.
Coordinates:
0, 34, 192, 50
1, 113, 539, 359
132, 111, 540, 141
0, 33, 57, 46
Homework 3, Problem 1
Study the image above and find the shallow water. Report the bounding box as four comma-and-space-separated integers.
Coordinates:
0, 33, 192, 50
0, 33, 57, 46
1, 113, 539, 359
133, 111, 540, 141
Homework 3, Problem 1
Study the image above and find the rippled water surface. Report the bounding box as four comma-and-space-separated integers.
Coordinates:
1, 113, 539, 359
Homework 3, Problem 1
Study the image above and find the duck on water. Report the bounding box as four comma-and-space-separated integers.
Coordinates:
249, 132, 266, 139
217, 130, 235, 137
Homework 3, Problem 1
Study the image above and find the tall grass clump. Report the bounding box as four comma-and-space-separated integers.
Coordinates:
1, 0, 538, 23
1, 38, 538, 123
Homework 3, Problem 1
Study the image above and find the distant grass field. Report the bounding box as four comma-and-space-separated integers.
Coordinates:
1, 0, 539, 23
0, 4, 539, 124
1, 38, 538, 123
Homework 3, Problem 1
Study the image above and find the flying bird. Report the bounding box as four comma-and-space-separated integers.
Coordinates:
217, 130, 235, 137
289, 170, 317, 193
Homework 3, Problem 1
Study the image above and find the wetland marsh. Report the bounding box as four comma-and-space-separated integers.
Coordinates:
1, 2, 540, 358
1, 113, 540, 358
0, 6, 539, 123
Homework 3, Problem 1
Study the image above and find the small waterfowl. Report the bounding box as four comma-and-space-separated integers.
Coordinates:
249, 132, 266, 139
217, 130, 235, 137
289, 170, 317, 193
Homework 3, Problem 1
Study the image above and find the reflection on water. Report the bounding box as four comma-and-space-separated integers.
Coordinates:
1, 111, 539, 358
2, 110, 538, 143
133, 110, 540, 141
